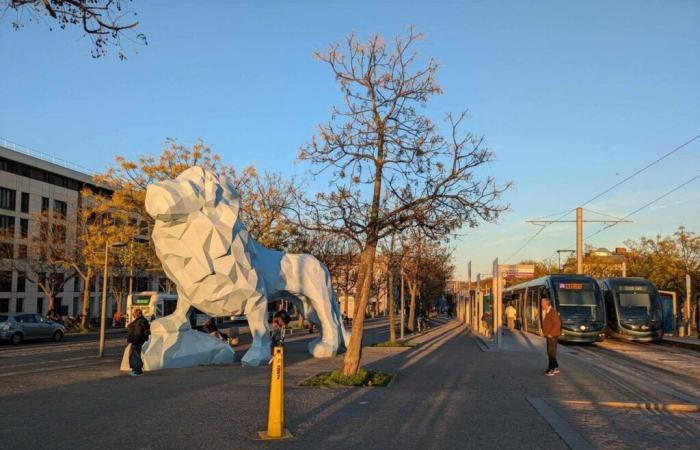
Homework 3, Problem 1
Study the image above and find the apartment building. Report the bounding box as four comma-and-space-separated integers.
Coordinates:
0, 139, 155, 318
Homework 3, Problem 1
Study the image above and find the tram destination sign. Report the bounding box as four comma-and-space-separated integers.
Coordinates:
500, 264, 535, 279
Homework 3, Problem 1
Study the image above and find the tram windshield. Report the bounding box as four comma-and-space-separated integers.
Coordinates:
616, 286, 661, 321
553, 282, 602, 322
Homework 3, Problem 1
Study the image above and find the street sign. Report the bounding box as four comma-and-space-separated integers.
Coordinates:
500, 264, 535, 279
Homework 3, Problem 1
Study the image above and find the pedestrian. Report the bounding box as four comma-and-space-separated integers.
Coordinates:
541, 297, 561, 376
126, 308, 150, 377
271, 310, 290, 348
202, 318, 224, 340
112, 310, 122, 327
505, 303, 517, 330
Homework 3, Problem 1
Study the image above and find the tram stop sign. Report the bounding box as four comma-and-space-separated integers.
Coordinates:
501, 264, 535, 280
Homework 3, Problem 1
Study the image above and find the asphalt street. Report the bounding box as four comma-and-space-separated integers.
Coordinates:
1, 318, 699, 450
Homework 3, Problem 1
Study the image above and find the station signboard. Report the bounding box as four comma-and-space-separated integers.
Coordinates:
501, 264, 535, 280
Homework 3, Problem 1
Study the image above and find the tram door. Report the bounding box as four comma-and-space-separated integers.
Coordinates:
526, 288, 540, 333
658, 291, 676, 334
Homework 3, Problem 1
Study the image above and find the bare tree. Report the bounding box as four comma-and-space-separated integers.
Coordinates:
0, 211, 75, 313
3, 0, 146, 59
294, 28, 510, 375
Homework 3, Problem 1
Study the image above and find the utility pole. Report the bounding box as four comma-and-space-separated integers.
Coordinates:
493, 258, 502, 349
467, 261, 472, 326
528, 210, 631, 275
557, 250, 575, 271
400, 268, 405, 340
686, 274, 692, 334
576, 207, 583, 274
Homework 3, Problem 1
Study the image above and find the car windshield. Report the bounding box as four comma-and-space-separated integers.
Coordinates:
617, 286, 661, 321
554, 282, 602, 322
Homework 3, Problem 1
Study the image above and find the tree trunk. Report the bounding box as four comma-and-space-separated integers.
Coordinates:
80, 267, 93, 330
344, 256, 350, 315
341, 242, 377, 376
408, 280, 417, 332
388, 269, 396, 343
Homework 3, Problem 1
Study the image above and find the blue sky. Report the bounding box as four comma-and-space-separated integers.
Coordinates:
1, 0, 699, 279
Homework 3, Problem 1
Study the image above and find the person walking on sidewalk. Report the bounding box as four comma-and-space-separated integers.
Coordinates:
126, 308, 150, 377
505, 303, 517, 330
541, 297, 561, 376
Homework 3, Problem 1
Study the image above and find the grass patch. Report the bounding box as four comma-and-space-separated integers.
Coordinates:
302, 368, 394, 387
372, 340, 417, 348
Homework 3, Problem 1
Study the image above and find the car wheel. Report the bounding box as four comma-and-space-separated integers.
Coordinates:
53, 330, 64, 342
11, 333, 23, 345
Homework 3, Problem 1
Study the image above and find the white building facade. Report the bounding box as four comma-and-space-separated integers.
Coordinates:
0, 140, 157, 321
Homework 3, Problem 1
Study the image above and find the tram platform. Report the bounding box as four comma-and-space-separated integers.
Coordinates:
474, 327, 574, 354
662, 335, 700, 351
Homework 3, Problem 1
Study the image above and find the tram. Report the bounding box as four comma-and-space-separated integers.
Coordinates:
597, 277, 663, 342
125, 291, 178, 325
504, 275, 606, 343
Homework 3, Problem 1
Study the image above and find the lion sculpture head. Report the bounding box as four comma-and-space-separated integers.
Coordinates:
144, 167, 260, 316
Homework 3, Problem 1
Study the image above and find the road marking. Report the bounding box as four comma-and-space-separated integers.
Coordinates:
0, 359, 118, 378
0, 355, 112, 370
555, 399, 700, 413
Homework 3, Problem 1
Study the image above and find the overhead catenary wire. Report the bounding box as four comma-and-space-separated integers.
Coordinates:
505, 132, 700, 262
578, 132, 700, 208
582, 172, 700, 244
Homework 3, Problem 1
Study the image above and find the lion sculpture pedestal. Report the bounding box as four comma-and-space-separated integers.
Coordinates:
121, 167, 348, 371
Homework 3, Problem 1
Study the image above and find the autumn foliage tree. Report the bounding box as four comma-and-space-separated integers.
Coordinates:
294, 28, 510, 375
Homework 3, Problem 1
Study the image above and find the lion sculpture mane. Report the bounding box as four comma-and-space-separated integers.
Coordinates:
124, 166, 348, 370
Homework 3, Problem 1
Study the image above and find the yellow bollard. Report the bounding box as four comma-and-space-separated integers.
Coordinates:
257, 346, 292, 440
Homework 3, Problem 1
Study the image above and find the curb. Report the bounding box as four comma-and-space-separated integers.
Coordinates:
556, 399, 700, 413
527, 397, 595, 450
660, 338, 700, 352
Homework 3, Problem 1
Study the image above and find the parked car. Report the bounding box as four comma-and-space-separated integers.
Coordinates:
0, 313, 66, 345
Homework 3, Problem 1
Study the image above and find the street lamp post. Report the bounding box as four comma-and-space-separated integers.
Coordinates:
99, 241, 126, 357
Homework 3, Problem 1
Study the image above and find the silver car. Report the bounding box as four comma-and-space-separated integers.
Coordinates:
0, 313, 66, 345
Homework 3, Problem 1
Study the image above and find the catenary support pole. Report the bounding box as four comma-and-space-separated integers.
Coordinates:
576, 207, 583, 274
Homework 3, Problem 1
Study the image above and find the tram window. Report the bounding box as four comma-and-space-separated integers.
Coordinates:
617, 290, 661, 321
554, 283, 600, 321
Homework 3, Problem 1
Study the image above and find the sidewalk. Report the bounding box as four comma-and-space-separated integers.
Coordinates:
662, 335, 700, 351
473, 327, 573, 354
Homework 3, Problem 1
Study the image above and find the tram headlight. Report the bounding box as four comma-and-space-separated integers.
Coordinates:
630, 324, 639, 330
579, 325, 587, 331
641, 325, 649, 331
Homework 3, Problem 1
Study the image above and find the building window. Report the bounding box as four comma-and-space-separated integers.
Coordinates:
0, 272, 12, 291
135, 277, 149, 292
0, 188, 16, 211
0, 298, 8, 313
17, 244, 27, 259
36, 297, 44, 315
73, 276, 80, 292
53, 223, 66, 242
54, 200, 67, 219
16, 273, 25, 292
0, 242, 12, 258
20, 192, 29, 213
0, 214, 14, 235
20, 218, 28, 238
41, 197, 49, 213
15, 297, 23, 313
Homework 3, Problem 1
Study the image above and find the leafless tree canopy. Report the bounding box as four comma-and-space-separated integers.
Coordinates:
294, 28, 510, 375
296, 27, 510, 246
4, 0, 146, 58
